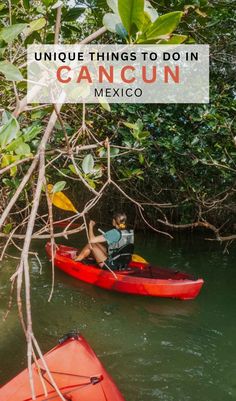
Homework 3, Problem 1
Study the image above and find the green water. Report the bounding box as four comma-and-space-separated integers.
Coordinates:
0, 233, 236, 401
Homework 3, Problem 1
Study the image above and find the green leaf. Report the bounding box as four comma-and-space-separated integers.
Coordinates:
63, 7, 85, 21
98, 147, 119, 158
0, 117, 20, 148
0, 45, 6, 58
42, 0, 54, 6
99, 99, 111, 112
15, 142, 31, 155
1, 154, 20, 176
98, 147, 106, 157
159, 34, 187, 44
0, 61, 23, 81
191, 137, 199, 146
195, 8, 207, 18
1, 154, 14, 168
5, 137, 24, 152
27, 18, 46, 35
23, 125, 42, 142
0, 23, 27, 44
2, 111, 12, 124
85, 177, 96, 189
82, 154, 94, 174
137, 130, 149, 141
192, 158, 199, 166
52, 181, 66, 193
0, 6, 8, 17
139, 11, 183, 41
23, 0, 30, 9
123, 122, 138, 130
31, 109, 48, 120
107, 0, 118, 13
68, 164, 77, 174
139, 153, 144, 164
144, 1, 158, 23
103, 13, 127, 37
118, 0, 145, 36
10, 165, 17, 176
136, 118, 143, 131
52, 1, 63, 9
2, 178, 15, 188
105, 2, 127, 37
110, 147, 120, 157
3, 223, 13, 234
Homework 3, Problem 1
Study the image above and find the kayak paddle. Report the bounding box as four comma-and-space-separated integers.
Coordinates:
46, 186, 148, 264
47, 184, 78, 213
132, 254, 148, 264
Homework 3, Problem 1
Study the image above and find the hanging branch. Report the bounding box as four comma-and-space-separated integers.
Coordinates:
54, 3, 62, 45
44, 181, 56, 303
138, 207, 173, 239
53, 105, 71, 152
158, 218, 236, 242
0, 225, 85, 239
105, 137, 111, 182
0, 157, 39, 232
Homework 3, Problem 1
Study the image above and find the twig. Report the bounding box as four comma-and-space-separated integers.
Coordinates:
138, 207, 173, 239
3, 276, 16, 322
105, 137, 111, 182
45, 181, 56, 302
0, 225, 85, 239
53, 105, 71, 152
0, 157, 39, 231
31, 334, 67, 401
111, 180, 144, 210
54, 4, 62, 45
158, 218, 221, 240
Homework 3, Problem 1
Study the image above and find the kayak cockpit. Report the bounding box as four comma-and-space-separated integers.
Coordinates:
51, 245, 196, 281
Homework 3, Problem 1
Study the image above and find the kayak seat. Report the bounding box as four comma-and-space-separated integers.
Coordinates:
108, 244, 134, 271
81, 258, 99, 266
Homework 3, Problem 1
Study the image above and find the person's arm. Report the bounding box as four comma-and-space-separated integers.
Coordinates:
89, 220, 106, 244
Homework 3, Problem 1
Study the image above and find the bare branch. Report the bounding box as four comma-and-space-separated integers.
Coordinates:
0, 157, 39, 231
45, 181, 56, 302
138, 207, 173, 239
54, 4, 62, 45
158, 218, 221, 239
0, 156, 35, 175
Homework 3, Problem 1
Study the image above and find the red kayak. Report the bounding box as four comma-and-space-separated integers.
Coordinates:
46, 244, 204, 300
53, 220, 81, 229
0, 332, 125, 401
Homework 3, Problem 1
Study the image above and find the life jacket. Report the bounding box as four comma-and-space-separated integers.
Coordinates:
108, 229, 134, 269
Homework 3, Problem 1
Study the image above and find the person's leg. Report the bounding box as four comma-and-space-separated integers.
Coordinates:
75, 243, 107, 265
95, 243, 107, 254
90, 244, 107, 267
75, 243, 91, 261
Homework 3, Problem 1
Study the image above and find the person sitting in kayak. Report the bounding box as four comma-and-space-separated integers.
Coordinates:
75, 212, 134, 271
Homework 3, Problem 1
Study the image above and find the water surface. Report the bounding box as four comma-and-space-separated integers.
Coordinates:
0, 233, 235, 401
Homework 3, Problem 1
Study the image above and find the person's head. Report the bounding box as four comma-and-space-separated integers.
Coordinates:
112, 212, 127, 230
